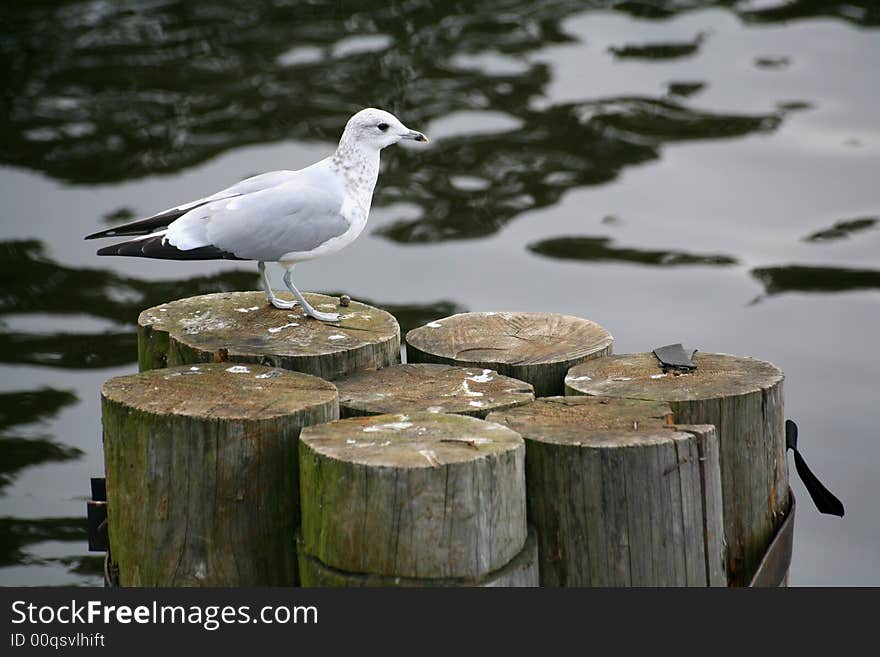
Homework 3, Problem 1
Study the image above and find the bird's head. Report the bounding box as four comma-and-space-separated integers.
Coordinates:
341, 108, 428, 151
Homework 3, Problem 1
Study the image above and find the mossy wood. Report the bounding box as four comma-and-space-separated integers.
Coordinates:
565, 352, 787, 586
487, 396, 725, 587
138, 291, 400, 380
296, 528, 539, 587
405, 312, 613, 397
299, 412, 526, 579
101, 363, 338, 586
335, 363, 534, 419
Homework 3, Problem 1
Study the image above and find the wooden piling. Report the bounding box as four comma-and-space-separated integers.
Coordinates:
335, 363, 535, 418
101, 362, 338, 586
405, 312, 613, 397
137, 291, 400, 380
487, 397, 725, 587
564, 352, 787, 585
298, 412, 529, 583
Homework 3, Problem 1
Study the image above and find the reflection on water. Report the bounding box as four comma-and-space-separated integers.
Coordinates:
609, 33, 706, 60
0, 389, 81, 491
0, 436, 83, 491
377, 98, 779, 243
802, 217, 878, 243
666, 81, 706, 98
736, 0, 878, 25
1, 0, 878, 585
0, 517, 90, 569
2, 0, 875, 183
529, 236, 738, 266
751, 265, 880, 298
0, 331, 137, 370
0, 389, 77, 431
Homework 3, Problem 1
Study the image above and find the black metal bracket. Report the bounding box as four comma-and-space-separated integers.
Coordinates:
652, 343, 697, 372
786, 420, 845, 517
749, 491, 796, 587
87, 476, 108, 552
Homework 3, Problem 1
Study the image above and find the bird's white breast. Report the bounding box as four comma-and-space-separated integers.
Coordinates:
277, 150, 377, 265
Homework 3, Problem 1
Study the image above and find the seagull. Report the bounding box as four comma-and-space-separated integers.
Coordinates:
85, 108, 428, 321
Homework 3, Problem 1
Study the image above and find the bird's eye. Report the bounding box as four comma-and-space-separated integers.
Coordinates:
377, 123, 389, 132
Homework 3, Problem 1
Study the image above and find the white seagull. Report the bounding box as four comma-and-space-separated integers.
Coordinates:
85, 108, 428, 321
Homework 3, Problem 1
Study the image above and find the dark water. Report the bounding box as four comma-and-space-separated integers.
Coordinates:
1, 0, 877, 586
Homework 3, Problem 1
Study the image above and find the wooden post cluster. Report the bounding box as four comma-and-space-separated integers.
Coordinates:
565, 352, 788, 585
101, 363, 338, 586
487, 397, 725, 586
405, 312, 613, 396
296, 412, 537, 586
138, 292, 400, 380
99, 290, 793, 588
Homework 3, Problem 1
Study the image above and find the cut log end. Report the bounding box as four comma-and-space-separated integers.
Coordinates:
300, 411, 522, 468
486, 395, 673, 446
406, 312, 613, 397
102, 362, 338, 421
137, 291, 400, 379
565, 352, 784, 401
335, 363, 535, 419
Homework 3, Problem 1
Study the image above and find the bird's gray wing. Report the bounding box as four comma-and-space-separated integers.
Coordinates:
85, 170, 298, 240
165, 180, 350, 262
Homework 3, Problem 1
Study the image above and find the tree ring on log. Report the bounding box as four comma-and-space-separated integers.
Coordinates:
405, 312, 613, 397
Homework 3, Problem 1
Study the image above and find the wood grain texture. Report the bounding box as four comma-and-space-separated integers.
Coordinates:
565, 352, 788, 585
670, 424, 727, 586
101, 363, 339, 586
405, 312, 613, 397
297, 527, 539, 587
138, 291, 400, 379
488, 397, 723, 587
335, 363, 534, 418
486, 397, 725, 587
299, 412, 526, 580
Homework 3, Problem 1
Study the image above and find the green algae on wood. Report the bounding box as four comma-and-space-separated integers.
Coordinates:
299, 412, 526, 580
486, 396, 725, 587
565, 352, 787, 586
335, 362, 534, 419
137, 291, 400, 379
297, 527, 539, 587
405, 312, 613, 397
101, 362, 338, 586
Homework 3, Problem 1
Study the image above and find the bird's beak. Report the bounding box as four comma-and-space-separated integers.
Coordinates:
404, 129, 429, 143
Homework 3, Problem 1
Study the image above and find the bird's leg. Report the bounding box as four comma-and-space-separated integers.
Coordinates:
282, 267, 340, 322
259, 261, 297, 309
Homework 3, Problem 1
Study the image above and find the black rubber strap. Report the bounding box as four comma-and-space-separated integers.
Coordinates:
785, 420, 844, 517
652, 343, 697, 372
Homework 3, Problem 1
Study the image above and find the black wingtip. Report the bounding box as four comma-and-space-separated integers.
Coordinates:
96, 243, 122, 256
85, 229, 115, 240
